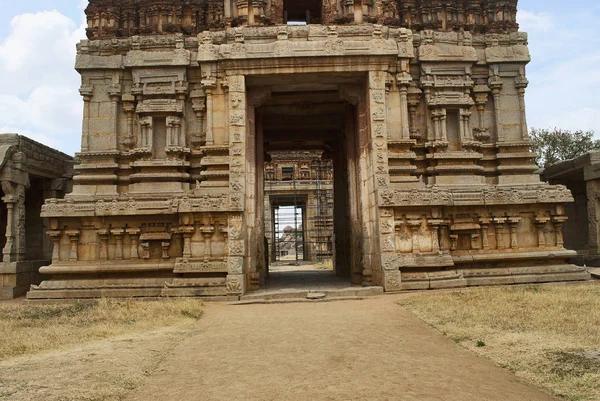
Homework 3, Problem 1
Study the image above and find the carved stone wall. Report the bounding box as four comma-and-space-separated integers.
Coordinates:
0, 134, 73, 299
26, 0, 590, 299
543, 152, 600, 267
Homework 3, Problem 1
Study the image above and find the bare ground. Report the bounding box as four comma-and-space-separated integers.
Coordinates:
125, 296, 556, 401
0, 295, 561, 401
0, 326, 197, 401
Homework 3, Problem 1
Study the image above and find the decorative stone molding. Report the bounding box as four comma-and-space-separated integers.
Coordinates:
379, 185, 574, 207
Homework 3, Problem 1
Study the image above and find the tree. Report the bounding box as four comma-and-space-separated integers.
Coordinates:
529, 128, 600, 168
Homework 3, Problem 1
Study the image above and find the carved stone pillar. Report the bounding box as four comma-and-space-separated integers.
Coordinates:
166, 116, 182, 147
407, 88, 423, 140
354, 0, 363, 23
515, 74, 529, 141
161, 241, 170, 259
126, 228, 140, 259
431, 108, 447, 142
191, 89, 207, 148
2, 198, 15, 263
180, 226, 195, 258
397, 72, 411, 140
408, 220, 421, 254
508, 217, 521, 249
111, 229, 125, 260
97, 229, 109, 260
552, 216, 567, 248
473, 85, 490, 141
479, 217, 491, 250
108, 84, 121, 150
47, 230, 62, 262
2, 182, 25, 263
200, 224, 215, 260
428, 219, 443, 254
139, 116, 153, 149
460, 108, 473, 143
535, 217, 550, 248
493, 217, 507, 250
439, 223, 450, 252
202, 77, 217, 146
80, 84, 94, 152
122, 94, 136, 149
66, 230, 80, 262
489, 72, 503, 142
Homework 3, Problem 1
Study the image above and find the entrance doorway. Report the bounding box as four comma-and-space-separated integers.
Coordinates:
251, 75, 365, 290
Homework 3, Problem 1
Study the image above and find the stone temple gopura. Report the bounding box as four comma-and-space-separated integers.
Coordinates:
26, 0, 591, 299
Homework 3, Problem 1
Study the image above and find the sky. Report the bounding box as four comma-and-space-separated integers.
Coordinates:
0, 0, 598, 156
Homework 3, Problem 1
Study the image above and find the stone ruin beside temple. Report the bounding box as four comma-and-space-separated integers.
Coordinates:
25, 0, 591, 299
0, 135, 72, 299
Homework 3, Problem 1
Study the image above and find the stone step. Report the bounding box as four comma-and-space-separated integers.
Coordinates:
235, 286, 383, 304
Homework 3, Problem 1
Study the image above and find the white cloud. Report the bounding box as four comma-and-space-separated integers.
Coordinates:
0, 10, 86, 155
520, 7, 600, 136
517, 10, 552, 32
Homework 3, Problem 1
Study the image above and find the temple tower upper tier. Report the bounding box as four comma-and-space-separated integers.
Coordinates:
85, 0, 519, 40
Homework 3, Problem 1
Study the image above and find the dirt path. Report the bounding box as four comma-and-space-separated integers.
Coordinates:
126, 296, 557, 401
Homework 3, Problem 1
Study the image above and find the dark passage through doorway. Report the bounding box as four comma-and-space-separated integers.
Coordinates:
253, 77, 362, 290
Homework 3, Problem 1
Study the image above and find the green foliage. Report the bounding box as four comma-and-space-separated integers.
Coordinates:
476, 339, 486, 347
529, 128, 600, 168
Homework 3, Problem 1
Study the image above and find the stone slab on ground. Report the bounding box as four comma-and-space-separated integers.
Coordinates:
588, 267, 600, 279
126, 295, 557, 401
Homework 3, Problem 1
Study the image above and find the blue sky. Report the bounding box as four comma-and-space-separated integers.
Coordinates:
0, 0, 598, 156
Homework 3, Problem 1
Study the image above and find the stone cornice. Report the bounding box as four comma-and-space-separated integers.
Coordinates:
378, 184, 574, 207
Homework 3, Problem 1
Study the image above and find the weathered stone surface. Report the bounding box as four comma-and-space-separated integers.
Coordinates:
544, 152, 600, 268
0, 135, 72, 299
24, 0, 591, 300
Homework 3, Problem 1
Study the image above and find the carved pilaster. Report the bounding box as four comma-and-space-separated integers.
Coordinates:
1, 182, 26, 263
97, 229, 109, 260
428, 219, 443, 254
397, 72, 412, 140
479, 217, 492, 250
535, 217, 550, 248
108, 84, 121, 150
80, 84, 94, 152
190, 88, 207, 148
47, 230, 62, 263
408, 220, 421, 254
515, 73, 529, 141
126, 228, 140, 259
552, 216, 567, 248
166, 116, 182, 148
111, 229, 125, 260
473, 85, 490, 141
66, 230, 80, 262
493, 217, 507, 250
180, 226, 195, 259
508, 217, 521, 249
489, 70, 503, 142
201, 77, 217, 146
200, 224, 215, 260
407, 87, 423, 140
122, 94, 136, 149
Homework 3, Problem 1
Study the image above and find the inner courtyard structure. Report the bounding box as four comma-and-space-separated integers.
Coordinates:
27, 0, 590, 299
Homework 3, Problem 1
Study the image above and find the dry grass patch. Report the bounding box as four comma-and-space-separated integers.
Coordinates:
398, 284, 600, 401
0, 298, 203, 360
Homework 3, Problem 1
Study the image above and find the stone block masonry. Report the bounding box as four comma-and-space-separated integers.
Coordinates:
26, 0, 590, 299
